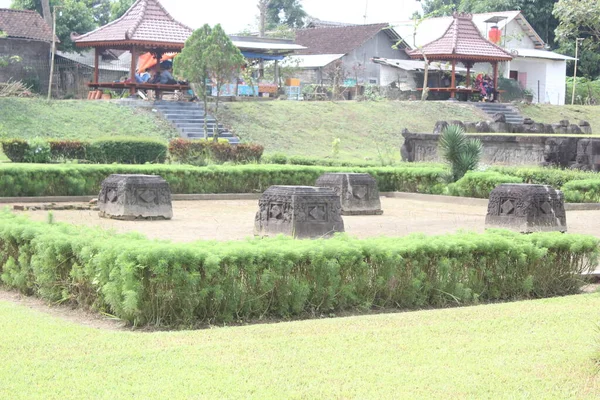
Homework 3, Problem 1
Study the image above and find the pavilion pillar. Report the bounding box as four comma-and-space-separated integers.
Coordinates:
130, 46, 137, 95
450, 59, 456, 99
465, 62, 472, 88
493, 61, 499, 102
93, 47, 99, 85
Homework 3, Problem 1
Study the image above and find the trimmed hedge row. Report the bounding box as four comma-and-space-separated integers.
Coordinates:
0, 212, 596, 327
448, 171, 523, 198
0, 164, 447, 197
168, 138, 264, 165
1, 138, 167, 164
562, 179, 600, 203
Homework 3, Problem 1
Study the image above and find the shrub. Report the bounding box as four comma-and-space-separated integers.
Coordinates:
48, 140, 87, 161
168, 138, 209, 166
562, 179, 600, 203
0, 212, 596, 327
492, 167, 599, 188
86, 138, 167, 164
448, 171, 523, 198
207, 142, 235, 164
23, 138, 51, 164
288, 155, 319, 165
439, 125, 482, 182
233, 143, 264, 163
0, 164, 447, 197
1, 138, 29, 162
264, 153, 288, 164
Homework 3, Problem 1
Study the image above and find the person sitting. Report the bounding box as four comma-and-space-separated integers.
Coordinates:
135, 69, 151, 84
148, 68, 161, 84
159, 67, 178, 85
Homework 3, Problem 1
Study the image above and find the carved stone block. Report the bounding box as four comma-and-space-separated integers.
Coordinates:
254, 186, 344, 239
98, 174, 173, 220
485, 184, 567, 233
315, 173, 383, 215
572, 139, 600, 171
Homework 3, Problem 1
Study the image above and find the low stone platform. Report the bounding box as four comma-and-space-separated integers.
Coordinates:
315, 173, 383, 215
98, 174, 173, 220
254, 186, 344, 239
485, 184, 567, 233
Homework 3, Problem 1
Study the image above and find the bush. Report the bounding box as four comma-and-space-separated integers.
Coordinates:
492, 167, 599, 188
0, 164, 447, 197
562, 179, 600, 203
439, 125, 482, 182
169, 139, 264, 165
1, 138, 29, 162
0, 212, 596, 327
448, 171, 523, 198
86, 138, 167, 164
48, 140, 87, 161
264, 153, 288, 164
168, 138, 209, 166
233, 143, 264, 163
23, 138, 52, 164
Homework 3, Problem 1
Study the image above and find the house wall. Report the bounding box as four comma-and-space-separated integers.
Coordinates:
0, 38, 50, 93
341, 31, 408, 85
501, 20, 536, 49
545, 59, 567, 106
379, 65, 418, 90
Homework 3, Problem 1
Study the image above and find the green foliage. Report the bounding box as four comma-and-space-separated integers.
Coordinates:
86, 138, 167, 164
110, 0, 134, 21
565, 77, 600, 105
1, 138, 29, 162
562, 179, 600, 203
554, 0, 600, 72
448, 171, 523, 198
168, 139, 264, 165
0, 212, 596, 327
0, 164, 447, 196
438, 125, 482, 182
23, 137, 51, 163
48, 139, 87, 161
266, 0, 307, 29
264, 153, 288, 164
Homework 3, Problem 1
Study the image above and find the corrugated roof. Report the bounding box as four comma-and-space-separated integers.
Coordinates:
406, 13, 513, 62
285, 54, 345, 68
509, 48, 576, 61
0, 8, 56, 43
56, 50, 131, 72
372, 57, 468, 72
294, 23, 404, 56
74, 0, 192, 48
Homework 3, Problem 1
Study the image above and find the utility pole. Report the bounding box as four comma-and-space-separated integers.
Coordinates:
47, 7, 60, 101
363, 0, 369, 24
571, 38, 583, 105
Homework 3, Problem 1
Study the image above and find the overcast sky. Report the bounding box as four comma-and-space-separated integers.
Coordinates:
0, 0, 423, 32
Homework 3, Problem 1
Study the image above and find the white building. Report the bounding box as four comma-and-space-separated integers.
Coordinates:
394, 11, 576, 105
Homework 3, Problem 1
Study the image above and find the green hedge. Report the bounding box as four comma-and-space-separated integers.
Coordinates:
448, 171, 523, 198
0, 164, 447, 197
0, 212, 596, 327
562, 179, 600, 203
1, 138, 168, 164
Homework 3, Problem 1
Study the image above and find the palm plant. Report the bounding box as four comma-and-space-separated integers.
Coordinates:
438, 124, 482, 182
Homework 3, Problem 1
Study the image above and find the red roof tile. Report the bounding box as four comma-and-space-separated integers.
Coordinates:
295, 23, 402, 56
74, 0, 192, 49
0, 8, 56, 43
406, 13, 512, 62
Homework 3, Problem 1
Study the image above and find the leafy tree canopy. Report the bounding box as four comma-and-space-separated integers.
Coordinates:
266, 0, 307, 29
10, 0, 134, 52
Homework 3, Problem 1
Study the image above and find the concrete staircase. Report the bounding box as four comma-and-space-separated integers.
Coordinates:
153, 101, 239, 144
473, 103, 524, 124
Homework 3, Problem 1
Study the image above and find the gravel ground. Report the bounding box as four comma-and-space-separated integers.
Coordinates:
10, 197, 600, 243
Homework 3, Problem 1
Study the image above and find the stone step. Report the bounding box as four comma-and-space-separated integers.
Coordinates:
154, 101, 203, 108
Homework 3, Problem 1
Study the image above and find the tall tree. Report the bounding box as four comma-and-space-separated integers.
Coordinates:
421, 0, 460, 16
266, 0, 307, 29
554, 0, 600, 78
204, 25, 244, 142
110, 0, 134, 22
40, 0, 51, 27
174, 24, 213, 139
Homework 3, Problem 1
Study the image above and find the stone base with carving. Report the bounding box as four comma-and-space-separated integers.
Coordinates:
254, 186, 344, 239
485, 184, 567, 233
98, 174, 173, 220
315, 173, 383, 215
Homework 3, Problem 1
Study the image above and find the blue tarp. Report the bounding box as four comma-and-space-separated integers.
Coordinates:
241, 51, 285, 61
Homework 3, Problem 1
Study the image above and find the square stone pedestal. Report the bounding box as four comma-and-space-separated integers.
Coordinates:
315, 173, 383, 215
98, 174, 173, 220
255, 186, 344, 239
485, 184, 567, 233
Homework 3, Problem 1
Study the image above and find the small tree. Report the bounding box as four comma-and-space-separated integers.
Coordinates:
438, 125, 482, 182
174, 25, 213, 139
204, 24, 244, 142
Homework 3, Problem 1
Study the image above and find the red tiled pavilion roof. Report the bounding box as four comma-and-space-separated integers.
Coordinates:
406, 13, 512, 62
74, 0, 192, 50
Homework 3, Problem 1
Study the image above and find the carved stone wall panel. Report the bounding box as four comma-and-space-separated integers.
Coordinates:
98, 174, 173, 220
315, 173, 383, 215
254, 186, 344, 239
485, 184, 567, 233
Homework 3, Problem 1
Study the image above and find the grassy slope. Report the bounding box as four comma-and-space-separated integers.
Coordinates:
1, 293, 600, 399
0, 98, 178, 140
518, 104, 600, 130
219, 101, 486, 161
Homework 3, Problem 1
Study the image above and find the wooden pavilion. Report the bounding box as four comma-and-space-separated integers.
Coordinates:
406, 13, 513, 100
73, 0, 192, 97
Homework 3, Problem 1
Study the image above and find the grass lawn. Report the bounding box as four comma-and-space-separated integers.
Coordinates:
219, 101, 486, 162
0, 98, 177, 141
518, 104, 600, 130
1, 292, 599, 399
